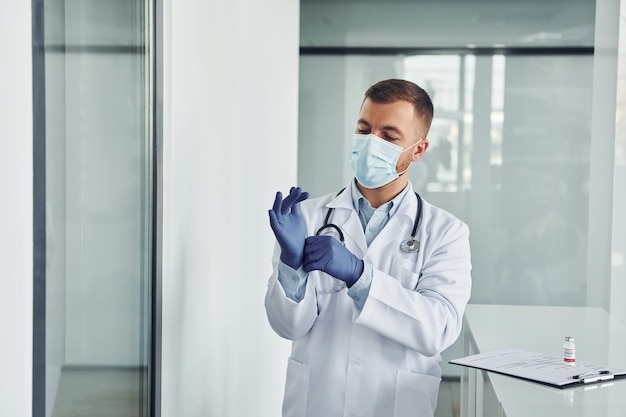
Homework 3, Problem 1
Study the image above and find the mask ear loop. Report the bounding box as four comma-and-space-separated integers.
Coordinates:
397, 139, 424, 176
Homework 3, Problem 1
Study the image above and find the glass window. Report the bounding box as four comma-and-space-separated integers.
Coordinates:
299, 52, 592, 307
35, 0, 155, 415
299, 0, 596, 311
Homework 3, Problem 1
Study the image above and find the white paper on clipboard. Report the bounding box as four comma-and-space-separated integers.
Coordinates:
450, 349, 626, 388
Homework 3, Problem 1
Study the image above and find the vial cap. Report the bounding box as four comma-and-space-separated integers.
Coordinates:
565, 337, 575, 342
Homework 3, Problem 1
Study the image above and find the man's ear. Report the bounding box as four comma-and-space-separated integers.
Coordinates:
412, 139, 429, 162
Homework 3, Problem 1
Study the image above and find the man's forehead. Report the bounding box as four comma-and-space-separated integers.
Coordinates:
357, 100, 421, 134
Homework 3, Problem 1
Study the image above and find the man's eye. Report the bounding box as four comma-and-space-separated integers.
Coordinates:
384, 135, 398, 141
358, 129, 370, 134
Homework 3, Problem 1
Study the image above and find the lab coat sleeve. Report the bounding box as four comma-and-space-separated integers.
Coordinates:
354, 220, 472, 356
265, 242, 320, 340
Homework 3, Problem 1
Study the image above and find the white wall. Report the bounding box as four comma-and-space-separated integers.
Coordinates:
161, 0, 300, 416
0, 1, 33, 416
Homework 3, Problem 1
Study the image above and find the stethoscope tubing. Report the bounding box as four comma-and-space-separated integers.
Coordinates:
315, 188, 422, 252
315, 223, 345, 243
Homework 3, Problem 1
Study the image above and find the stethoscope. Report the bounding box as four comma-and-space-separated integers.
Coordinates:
315, 189, 423, 253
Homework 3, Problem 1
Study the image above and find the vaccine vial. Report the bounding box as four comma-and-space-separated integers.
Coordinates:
564, 337, 576, 364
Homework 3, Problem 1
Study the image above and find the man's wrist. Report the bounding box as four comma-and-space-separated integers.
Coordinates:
347, 259, 365, 288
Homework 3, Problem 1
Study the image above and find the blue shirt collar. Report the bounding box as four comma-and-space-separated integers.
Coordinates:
350, 180, 411, 218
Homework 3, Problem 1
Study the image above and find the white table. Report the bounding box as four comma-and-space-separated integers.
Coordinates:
459, 304, 626, 417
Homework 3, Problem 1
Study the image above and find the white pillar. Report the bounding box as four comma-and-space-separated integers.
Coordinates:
610, 0, 626, 324
161, 0, 300, 416
0, 1, 34, 416
587, 0, 621, 308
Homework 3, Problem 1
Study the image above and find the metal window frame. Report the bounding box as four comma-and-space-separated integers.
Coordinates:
151, 0, 163, 414
31, 0, 46, 415
299, 46, 594, 56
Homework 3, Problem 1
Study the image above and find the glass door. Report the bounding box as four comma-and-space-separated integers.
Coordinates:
34, 0, 155, 416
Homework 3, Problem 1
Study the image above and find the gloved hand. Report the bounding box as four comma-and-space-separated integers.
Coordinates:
303, 235, 364, 288
268, 187, 309, 269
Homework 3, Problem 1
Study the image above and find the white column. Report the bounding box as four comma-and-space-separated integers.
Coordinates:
0, 1, 33, 416
161, 0, 300, 416
587, 0, 621, 308
610, 0, 626, 325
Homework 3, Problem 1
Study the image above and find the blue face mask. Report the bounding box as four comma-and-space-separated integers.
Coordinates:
349, 134, 418, 189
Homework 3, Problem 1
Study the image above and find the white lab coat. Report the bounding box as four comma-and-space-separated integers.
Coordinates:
265, 181, 472, 417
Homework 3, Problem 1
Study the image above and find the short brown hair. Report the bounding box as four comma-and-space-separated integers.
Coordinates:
364, 79, 434, 136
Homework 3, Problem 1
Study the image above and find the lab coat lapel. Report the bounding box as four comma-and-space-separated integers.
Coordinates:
341, 212, 367, 257
324, 183, 367, 256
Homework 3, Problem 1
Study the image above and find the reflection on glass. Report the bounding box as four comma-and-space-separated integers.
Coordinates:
404, 55, 464, 191
42, 0, 153, 416
494, 55, 591, 307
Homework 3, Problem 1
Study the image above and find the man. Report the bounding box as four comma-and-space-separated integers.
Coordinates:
265, 79, 472, 417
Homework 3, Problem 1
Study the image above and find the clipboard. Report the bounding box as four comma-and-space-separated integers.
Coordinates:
449, 349, 626, 389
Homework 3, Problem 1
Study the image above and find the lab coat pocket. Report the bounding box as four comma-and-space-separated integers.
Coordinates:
282, 357, 310, 417
393, 370, 440, 417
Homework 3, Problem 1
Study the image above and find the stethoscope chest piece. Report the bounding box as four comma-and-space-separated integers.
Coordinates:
400, 238, 420, 253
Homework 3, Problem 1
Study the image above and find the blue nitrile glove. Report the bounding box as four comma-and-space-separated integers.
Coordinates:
268, 187, 309, 269
303, 235, 364, 288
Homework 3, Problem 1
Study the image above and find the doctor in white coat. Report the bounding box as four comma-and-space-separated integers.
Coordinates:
265, 79, 472, 417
